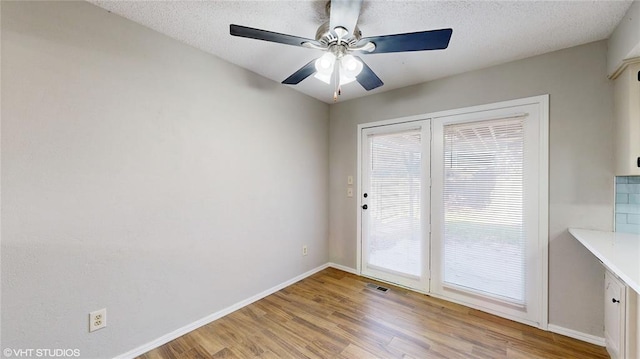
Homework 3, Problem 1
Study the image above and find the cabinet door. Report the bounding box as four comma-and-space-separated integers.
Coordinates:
605, 270, 626, 359
613, 62, 640, 176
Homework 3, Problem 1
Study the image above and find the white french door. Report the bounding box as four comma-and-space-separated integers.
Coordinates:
358, 96, 548, 328
430, 101, 546, 327
359, 120, 431, 291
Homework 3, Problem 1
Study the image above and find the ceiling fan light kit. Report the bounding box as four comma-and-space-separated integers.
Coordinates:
314, 53, 335, 84
341, 55, 364, 80
229, 0, 452, 102
314, 52, 364, 100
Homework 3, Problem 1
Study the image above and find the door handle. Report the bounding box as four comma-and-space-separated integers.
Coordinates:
362, 204, 368, 210
612, 298, 620, 304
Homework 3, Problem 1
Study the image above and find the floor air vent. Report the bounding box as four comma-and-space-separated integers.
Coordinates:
366, 283, 389, 292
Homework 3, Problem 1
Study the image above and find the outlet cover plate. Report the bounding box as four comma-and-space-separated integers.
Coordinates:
89, 308, 107, 332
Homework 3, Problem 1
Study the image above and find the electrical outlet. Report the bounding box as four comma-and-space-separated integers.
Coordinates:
89, 308, 107, 332
347, 188, 353, 197
302, 245, 308, 256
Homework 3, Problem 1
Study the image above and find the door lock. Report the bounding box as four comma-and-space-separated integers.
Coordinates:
362, 204, 368, 210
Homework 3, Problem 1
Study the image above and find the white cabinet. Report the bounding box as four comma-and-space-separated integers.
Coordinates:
605, 269, 627, 359
613, 61, 640, 176
568, 229, 640, 358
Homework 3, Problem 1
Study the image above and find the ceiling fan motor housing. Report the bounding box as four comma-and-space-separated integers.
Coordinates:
315, 21, 361, 48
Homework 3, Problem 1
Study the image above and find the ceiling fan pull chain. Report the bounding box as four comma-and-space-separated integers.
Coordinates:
333, 62, 340, 102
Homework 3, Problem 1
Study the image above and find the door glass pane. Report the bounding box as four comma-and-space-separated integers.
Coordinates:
367, 131, 422, 277
443, 118, 525, 304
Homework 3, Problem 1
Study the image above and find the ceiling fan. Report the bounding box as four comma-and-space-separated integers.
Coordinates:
230, 0, 452, 101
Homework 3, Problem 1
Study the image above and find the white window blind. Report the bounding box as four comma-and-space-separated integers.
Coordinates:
367, 131, 422, 277
442, 117, 525, 304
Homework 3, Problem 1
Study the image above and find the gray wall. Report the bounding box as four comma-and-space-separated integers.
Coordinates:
329, 41, 614, 337
1, 1, 328, 357
607, 0, 640, 76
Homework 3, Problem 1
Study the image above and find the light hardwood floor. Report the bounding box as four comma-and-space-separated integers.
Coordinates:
138, 268, 609, 358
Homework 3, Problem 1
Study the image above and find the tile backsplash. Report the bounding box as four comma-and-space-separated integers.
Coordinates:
615, 176, 640, 234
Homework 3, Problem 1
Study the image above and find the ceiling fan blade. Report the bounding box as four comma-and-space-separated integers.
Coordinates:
282, 59, 317, 85
361, 28, 453, 54
354, 57, 383, 91
329, 0, 363, 35
230, 24, 317, 48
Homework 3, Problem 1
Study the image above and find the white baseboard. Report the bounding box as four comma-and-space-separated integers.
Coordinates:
328, 262, 358, 275
114, 263, 330, 359
547, 324, 606, 347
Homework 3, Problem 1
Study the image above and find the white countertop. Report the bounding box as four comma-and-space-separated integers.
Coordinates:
569, 228, 640, 294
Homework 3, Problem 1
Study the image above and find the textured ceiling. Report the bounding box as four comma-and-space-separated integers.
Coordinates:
89, 0, 633, 104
